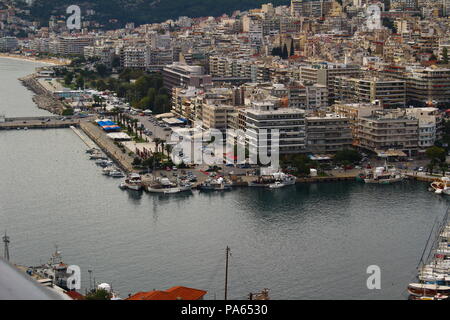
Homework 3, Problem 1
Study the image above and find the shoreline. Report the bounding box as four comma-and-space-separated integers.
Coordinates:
0, 53, 70, 66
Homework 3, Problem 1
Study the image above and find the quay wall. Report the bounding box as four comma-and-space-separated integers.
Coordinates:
80, 122, 136, 174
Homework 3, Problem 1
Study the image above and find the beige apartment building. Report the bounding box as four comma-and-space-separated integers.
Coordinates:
356, 109, 419, 155
334, 76, 406, 109
306, 114, 353, 154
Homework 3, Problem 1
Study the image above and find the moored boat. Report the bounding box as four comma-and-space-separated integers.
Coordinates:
119, 173, 142, 191
147, 177, 192, 194
363, 163, 403, 184
198, 177, 232, 191
430, 177, 450, 195
407, 283, 450, 297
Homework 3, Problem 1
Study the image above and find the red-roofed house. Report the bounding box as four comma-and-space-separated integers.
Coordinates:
126, 286, 207, 301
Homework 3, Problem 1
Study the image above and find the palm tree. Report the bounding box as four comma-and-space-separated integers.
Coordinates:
160, 139, 166, 156
153, 138, 162, 154
165, 144, 173, 158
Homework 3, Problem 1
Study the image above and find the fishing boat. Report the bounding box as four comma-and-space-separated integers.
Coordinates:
27, 247, 80, 292
268, 173, 296, 189
198, 177, 232, 191
363, 162, 403, 184
430, 177, 450, 195
249, 171, 296, 188
119, 173, 142, 191
147, 177, 192, 194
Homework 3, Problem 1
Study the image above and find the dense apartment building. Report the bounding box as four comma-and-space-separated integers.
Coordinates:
306, 114, 353, 154
404, 107, 443, 148
299, 62, 361, 103
288, 83, 328, 110
290, 0, 332, 17
122, 46, 149, 69
162, 63, 212, 91
201, 103, 235, 132
0, 36, 18, 52
383, 65, 450, 107
334, 76, 406, 109
55, 37, 94, 56
241, 102, 306, 155
356, 109, 419, 155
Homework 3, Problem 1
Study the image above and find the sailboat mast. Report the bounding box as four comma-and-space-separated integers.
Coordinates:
224, 246, 230, 300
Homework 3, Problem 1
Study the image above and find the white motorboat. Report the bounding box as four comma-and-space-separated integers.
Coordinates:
430, 177, 450, 195
109, 170, 125, 178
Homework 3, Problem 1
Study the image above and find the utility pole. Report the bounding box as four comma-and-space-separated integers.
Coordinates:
3, 231, 10, 261
224, 246, 230, 300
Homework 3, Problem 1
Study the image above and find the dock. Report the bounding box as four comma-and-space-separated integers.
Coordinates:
70, 126, 97, 149
79, 121, 136, 174
0, 116, 79, 130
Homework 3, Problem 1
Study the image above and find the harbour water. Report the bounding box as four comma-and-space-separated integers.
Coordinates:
0, 58, 50, 117
0, 57, 448, 300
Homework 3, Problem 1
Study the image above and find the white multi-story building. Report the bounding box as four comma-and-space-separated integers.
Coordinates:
242, 102, 306, 155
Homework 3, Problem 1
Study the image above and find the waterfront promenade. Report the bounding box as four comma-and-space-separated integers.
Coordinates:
80, 121, 136, 174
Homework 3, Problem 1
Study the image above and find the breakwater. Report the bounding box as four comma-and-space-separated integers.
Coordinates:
19, 74, 66, 115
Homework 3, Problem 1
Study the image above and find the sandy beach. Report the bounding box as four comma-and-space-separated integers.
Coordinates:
0, 53, 70, 66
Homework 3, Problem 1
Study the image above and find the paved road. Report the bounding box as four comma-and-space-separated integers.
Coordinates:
130, 114, 173, 142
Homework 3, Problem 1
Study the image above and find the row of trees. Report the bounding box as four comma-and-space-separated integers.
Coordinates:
281, 149, 362, 176
58, 63, 171, 115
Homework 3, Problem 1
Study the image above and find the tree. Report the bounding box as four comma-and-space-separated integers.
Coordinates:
426, 146, 446, 163
282, 44, 288, 59
85, 289, 110, 300
333, 149, 362, 164
442, 47, 449, 64
75, 75, 85, 89
64, 73, 74, 86
96, 64, 109, 77
290, 39, 295, 57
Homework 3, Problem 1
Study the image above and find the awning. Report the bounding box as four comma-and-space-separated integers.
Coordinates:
375, 149, 407, 157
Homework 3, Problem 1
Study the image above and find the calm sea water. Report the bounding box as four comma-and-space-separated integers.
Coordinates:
0, 57, 448, 300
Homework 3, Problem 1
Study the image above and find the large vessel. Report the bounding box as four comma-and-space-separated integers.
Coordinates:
119, 173, 142, 191
146, 177, 193, 194
198, 177, 232, 191
362, 163, 403, 184
25, 247, 79, 293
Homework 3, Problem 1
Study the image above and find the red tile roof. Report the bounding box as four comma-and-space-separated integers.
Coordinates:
126, 286, 207, 301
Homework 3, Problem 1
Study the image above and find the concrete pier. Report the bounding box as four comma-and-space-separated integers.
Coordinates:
79, 122, 136, 174
0, 117, 80, 130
